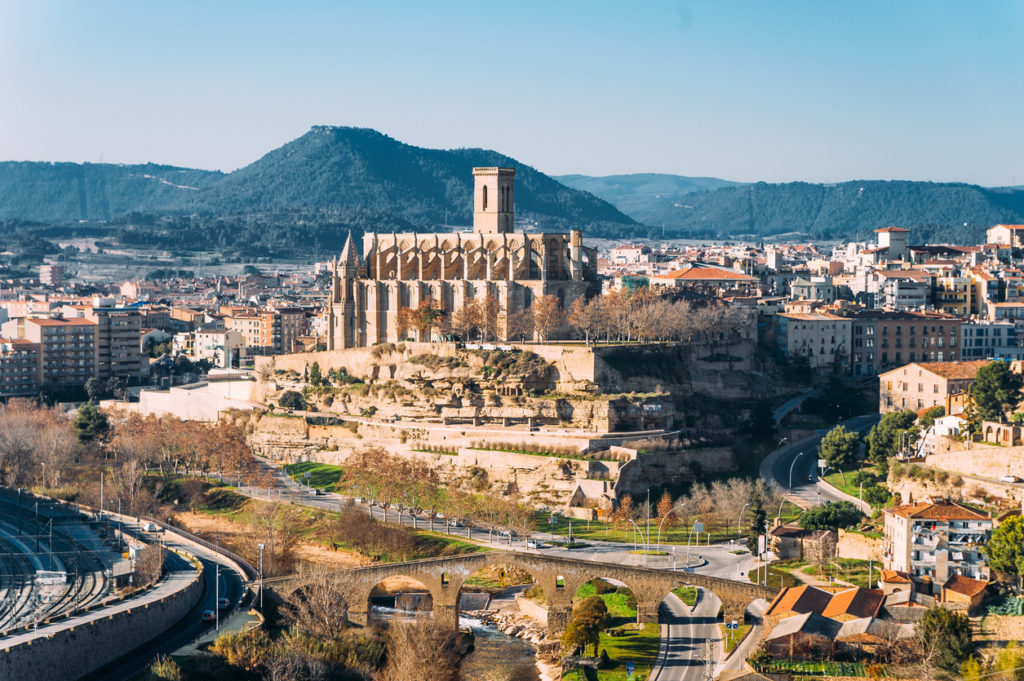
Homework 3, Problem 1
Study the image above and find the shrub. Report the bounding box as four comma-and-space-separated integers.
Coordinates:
593, 578, 616, 595
279, 391, 306, 410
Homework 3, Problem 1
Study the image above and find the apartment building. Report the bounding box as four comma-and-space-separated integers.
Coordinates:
256, 308, 306, 354
225, 313, 261, 350
0, 339, 40, 396
39, 264, 64, 288
774, 312, 851, 370
85, 305, 144, 380
848, 311, 961, 377
878, 359, 989, 414
884, 497, 991, 591
986, 224, 1024, 248
194, 328, 244, 368
961, 320, 1020, 360
23, 318, 97, 387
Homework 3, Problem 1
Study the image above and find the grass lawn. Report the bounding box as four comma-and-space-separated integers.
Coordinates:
751, 565, 801, 590
283, 461, 345, 490
821, 462, 888, 503
718, 622, 752, 654
575, 582, 638, 623
672, 586, 698, 607
562, 623, 661, 681
800, 558, 875, 588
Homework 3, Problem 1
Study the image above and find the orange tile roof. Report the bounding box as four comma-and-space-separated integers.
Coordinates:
993, 224, 1024, 231
887, 499, 991, 521
875, 227, 911, 233
26, 317, 97, 327
943, 575, 988, 598
881, 570, 912, 584
915, 360, 990, 380
765, 585, 833, 618
821, 588, 884, 620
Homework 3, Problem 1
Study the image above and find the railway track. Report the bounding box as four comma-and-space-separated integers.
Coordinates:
0, 491, 113, 633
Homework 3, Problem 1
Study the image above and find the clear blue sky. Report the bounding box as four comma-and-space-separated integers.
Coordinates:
1, 1, 1021, 185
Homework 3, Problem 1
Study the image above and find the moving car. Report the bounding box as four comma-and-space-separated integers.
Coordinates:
999, 475, 1021, 483
218, 597, 231, 610
201, 609, 216, 622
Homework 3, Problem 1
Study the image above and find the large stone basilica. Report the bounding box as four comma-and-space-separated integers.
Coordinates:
326, 167, 599, 348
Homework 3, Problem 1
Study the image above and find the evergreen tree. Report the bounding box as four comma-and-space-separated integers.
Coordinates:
867, 410, 917, 464
819, 425, 860, 481
747, 489, 767, 555
916, 607, 973, 675
971, 360, 1023, 422
308, 361, 322, 387
986, 515, 1024, 588
73, 401, 109, 443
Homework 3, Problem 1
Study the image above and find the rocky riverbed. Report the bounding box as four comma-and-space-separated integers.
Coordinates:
462, 609, 562, 680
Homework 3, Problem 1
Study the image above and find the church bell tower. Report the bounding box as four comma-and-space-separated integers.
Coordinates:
473, 167, 515, 234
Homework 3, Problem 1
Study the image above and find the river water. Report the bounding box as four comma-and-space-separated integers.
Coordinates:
370, 606, 540, 681
457, 613, 540, 681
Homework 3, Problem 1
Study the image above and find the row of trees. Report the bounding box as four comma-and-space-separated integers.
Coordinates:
567, 287, 749, 345
610, 477, 782, 550
341, 446, 534, 540
390, 286, 750, 346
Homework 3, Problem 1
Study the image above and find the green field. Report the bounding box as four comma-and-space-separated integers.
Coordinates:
283, 461, 345, 490
562, 623, 661, 681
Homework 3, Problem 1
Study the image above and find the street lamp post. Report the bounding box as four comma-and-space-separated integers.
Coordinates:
736, 502, 749, 540
257, 543, 265, 611
788, 451, 805, 491
626, 517, 649, 567
656, 501, 689, 551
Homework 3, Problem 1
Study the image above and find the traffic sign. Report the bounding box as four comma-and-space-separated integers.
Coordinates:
694, 521, 704, 533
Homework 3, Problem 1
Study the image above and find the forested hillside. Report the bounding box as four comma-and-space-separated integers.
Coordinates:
0, 127, 636, 256
631, 180, 1024, 243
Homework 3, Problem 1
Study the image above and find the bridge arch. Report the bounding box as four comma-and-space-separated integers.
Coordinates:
365, 575, 435, 627
335, 551, 775, 634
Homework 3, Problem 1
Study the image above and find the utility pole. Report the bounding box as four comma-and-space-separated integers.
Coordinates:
99, 471, 104, 525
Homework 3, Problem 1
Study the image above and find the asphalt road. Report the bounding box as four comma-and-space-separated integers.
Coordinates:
767, 414, 880, 510
81, 532, 246, 681
245, 457, 758, 581
650, 589, 721, 681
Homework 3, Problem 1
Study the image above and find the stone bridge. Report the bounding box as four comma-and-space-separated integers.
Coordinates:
331, 551, 776, 635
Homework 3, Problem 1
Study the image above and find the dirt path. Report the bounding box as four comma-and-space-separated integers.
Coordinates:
172, 511, 370, 568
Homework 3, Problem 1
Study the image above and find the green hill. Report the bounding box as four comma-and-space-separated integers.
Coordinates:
0, 162, 222, 223
0, 127, 636, 240
642, 180, 1024, 243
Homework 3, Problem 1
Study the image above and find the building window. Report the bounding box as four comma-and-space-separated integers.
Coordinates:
482, 185, 488, 211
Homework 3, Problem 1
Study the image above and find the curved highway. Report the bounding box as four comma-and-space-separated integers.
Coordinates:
81, 530, 247, 681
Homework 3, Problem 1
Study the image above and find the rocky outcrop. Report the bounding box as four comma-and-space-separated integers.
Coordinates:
463, 609, 551, 646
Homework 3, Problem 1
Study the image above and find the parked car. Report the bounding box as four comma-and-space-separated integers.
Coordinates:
526, 540, 540, 549
999, 475, 1021, 483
